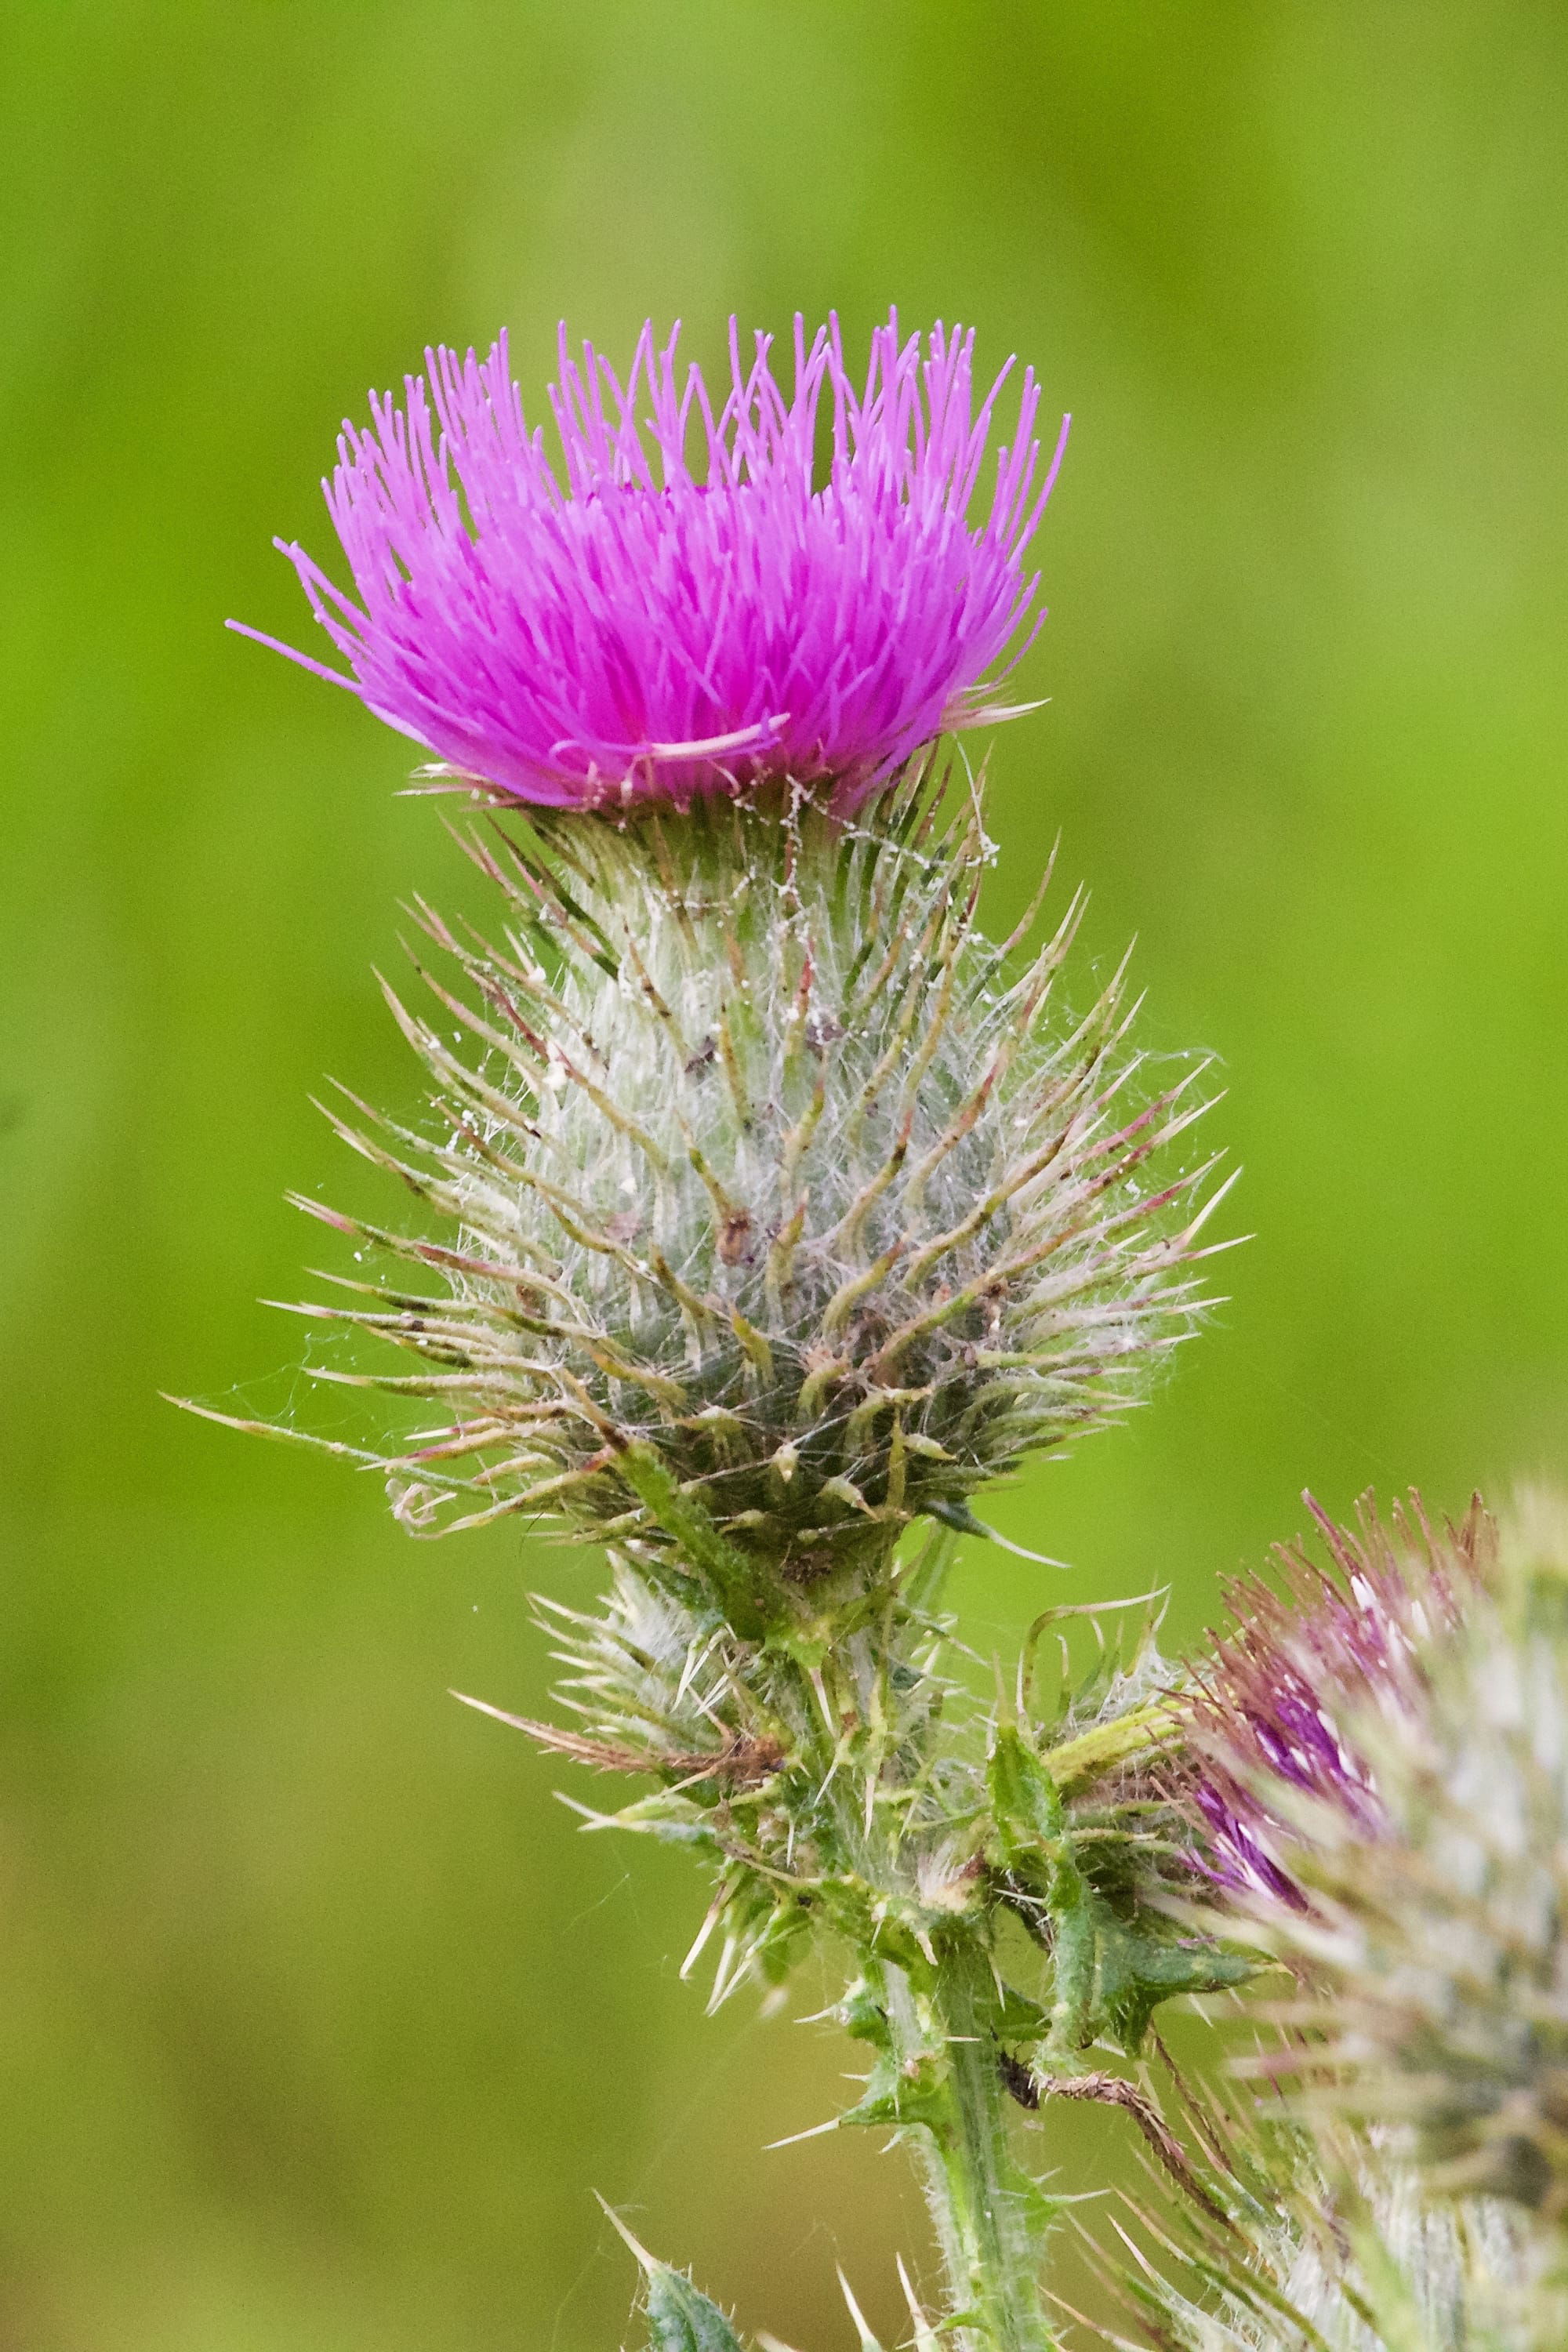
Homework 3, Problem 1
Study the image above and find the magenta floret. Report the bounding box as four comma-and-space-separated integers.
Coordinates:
234, 314, 1066, 811
1174, 1495, 1482, 1909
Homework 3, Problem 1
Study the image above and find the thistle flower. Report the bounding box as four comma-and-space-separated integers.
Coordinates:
232, 314, 1065, 811
1172, 1494, 1489, 1908
1255, 1494, 1568, 2223
1167, 1492, 1568, 2243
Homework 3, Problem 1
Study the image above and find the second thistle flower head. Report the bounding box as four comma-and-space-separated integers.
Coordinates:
1173, 1491, 1568, 2224
234, 314, 1065, 811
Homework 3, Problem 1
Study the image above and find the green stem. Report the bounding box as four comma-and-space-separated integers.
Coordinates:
767, 1576, 1059, 2349
1042, 1697, 1183, 1792
887, 1944, 1059, 2352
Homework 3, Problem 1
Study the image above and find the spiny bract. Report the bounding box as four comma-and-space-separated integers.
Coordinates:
1112, 2124, 1533, 2352
272, 768, 1223, 1649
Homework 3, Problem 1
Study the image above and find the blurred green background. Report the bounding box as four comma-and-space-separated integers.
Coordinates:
2, 2, 1566, 2345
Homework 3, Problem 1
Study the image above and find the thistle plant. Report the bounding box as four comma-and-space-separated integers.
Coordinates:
208, 308, 1563, 2352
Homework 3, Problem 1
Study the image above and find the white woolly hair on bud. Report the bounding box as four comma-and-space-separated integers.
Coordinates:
1112, 2132, 1535, 2352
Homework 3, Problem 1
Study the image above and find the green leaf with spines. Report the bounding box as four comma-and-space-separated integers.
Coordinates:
989, 1722, 1250, 2058
643, 2267, 751, 2352
599, 2203, 752, 2352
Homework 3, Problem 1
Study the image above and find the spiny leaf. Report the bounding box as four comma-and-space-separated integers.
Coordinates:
597, 2199, 752, 2352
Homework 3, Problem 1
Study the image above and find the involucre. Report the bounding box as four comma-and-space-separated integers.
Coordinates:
283, 768, 1224, 1635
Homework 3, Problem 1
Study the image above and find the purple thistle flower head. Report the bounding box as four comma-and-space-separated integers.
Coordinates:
232, 314, 1067, 812
1174, 1492, 1490, 1910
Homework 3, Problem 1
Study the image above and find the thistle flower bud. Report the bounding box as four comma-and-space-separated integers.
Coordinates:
285, 774, 1221, 1637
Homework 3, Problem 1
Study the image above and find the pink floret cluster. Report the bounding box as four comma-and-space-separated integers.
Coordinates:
1178, 1497, 1471, 1910
234, 314, 1066, 811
